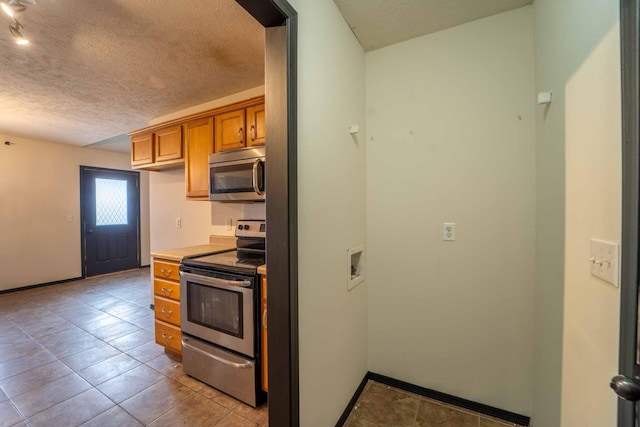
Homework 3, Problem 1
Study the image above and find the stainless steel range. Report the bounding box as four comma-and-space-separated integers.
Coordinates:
180, 219, 265, 407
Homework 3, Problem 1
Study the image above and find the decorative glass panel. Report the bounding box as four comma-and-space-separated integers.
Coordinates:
95, 178, 128, 226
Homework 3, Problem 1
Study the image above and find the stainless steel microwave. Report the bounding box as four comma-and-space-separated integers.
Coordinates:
209, 146, 265, 202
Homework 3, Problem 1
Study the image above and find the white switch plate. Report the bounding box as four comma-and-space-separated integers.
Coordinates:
175, 217, 182, 229
589, 239, 619, 287
443, 223, 455, 241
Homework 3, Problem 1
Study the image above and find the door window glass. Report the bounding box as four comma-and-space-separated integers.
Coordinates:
95, 178, 128, 226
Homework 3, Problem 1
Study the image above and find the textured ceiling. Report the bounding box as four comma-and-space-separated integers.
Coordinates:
0, 0, 264, 149
334, 0, 533, 52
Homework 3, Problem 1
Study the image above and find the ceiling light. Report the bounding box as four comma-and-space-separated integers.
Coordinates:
0, 2, 13, 18
9, 22, 28, 45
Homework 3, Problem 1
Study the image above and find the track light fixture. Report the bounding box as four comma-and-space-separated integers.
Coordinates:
1, 0, 34, 45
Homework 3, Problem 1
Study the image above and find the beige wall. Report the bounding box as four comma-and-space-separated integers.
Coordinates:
533, 0, 621, 426
365, 7, 535, 415
289, 0, 368, 425
0, 134, 150, 291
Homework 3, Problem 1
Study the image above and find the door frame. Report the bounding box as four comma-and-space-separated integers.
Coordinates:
234, 1, 299, 426
618, 0, 639, 425
79, 166, 141, 278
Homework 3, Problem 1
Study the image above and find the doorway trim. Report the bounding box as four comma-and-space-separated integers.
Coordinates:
235, 1, 299, 426
617, 0, 639, 425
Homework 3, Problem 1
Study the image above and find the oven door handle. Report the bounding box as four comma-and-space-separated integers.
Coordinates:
182, 337, 254, 369
180, 271, 252, 288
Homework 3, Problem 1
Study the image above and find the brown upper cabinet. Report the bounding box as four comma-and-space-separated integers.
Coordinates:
246, 104, 266, 147
184, 117, 214, 199
215, 103, 266, 152
155, 125, 183, 163
131, 132, 154, 167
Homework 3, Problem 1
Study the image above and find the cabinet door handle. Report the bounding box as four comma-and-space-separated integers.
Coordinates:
238, 127, 244, 144
250, 125, 256, 141
160, 268, 172, 277
161, 308, 173, 318
263, 309, 267, 330
161, 333, 173, 340
161, 287, 173, 296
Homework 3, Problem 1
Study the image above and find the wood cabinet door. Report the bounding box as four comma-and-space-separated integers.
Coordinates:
155, 125, 183, 162
215, 109, 246, 152
185, 117, 214, 199
246, 103, 265, 147
261, 276, 268, 392
131, 133, 154, 166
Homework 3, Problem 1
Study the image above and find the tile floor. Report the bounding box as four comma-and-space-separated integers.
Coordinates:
0, 268, 268, 427
344, 381, 527, 427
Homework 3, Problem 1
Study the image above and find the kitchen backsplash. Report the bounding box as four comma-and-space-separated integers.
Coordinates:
210, 203, 266, 236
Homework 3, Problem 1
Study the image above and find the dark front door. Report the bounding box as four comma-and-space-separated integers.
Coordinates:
80, 166, 140, 277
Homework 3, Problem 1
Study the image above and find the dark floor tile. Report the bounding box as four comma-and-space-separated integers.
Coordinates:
19, 314, 76, 339
147, 392, 229, 427
78, 314, 123, 333
345, 382, 420, 427
79, 405, 144, 427
113, 307, 152, 323
0, 400, 23, 427
68, 310, 112, 329
97, 364, 164, 403
119, 378, 197, 425
0, 349, 56, 381
37, 326, 104, 359
101, 300, 143, 317
60, 342, 122, 372
127, 314, 156, 331
91, 320, 140, 342
145, 353, 183, 377
27, 387, 114, 427
0, 340, 44, 364
0, 327, 31, 345
0, 360, 72, 398
77, 353, 141, 386
414, 399, 478, 427
108, 329, 154, 352
229, 403, 268, 425
83, 295, 123, 311
126, 341, 165, 363
11, 372, 91, 418
215, 412, 260, 427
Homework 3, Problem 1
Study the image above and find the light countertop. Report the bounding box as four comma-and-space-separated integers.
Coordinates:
257, 265, 266, 275
151, 243, 235, 263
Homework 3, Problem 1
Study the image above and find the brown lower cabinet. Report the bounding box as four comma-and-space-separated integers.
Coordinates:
153, 258, 182, 359
261, 275, 268, 392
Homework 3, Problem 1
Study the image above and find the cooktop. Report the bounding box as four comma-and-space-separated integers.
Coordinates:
182, 250, 265, 274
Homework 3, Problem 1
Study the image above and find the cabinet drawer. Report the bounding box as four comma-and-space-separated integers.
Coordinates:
154, 278, 180, 301
155, 320, 181, 353
154, 260, 180, 281
154, 296, 180, 326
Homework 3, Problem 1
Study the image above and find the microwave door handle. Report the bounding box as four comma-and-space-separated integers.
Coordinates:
252, 159, 265, 196
180, 271, 252, 288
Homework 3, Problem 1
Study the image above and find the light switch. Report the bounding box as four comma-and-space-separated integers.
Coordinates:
589, 239, 619, 287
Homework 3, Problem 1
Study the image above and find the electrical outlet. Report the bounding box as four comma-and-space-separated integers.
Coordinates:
443, 223, 455, 241
176, 217, 182, 229
226, 218, 233, 231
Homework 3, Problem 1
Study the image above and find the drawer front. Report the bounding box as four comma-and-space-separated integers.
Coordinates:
154, 296, 181, 326
154, 260, 180, 281
154, 279, 180, 301
155, 320, 181, 353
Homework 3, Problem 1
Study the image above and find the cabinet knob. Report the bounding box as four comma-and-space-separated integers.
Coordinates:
238, 128, 244, 144
250, 125, 256, 141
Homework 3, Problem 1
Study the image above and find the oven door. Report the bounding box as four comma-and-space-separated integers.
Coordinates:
180, 271, 255, 357
209, 157, 265, 202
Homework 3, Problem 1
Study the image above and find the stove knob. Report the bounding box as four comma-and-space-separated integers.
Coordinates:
243, 225, 250, 230
237, 224, 243, 230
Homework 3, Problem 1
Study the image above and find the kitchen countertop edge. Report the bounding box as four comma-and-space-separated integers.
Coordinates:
151, 243, 236, 263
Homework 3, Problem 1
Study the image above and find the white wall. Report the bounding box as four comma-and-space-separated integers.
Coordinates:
0, 134, 150, 290
366, 7, 535, 415
533, 0, 621, 426
289, 0, 368, 425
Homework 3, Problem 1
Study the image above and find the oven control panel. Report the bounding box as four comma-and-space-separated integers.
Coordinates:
236, 220, 266, 238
